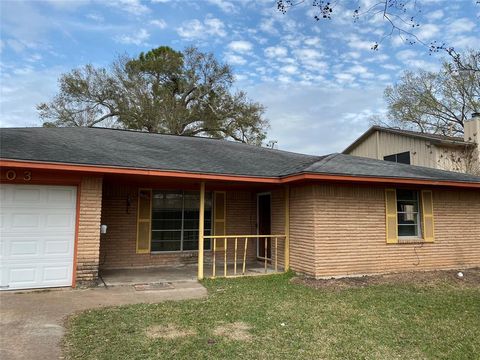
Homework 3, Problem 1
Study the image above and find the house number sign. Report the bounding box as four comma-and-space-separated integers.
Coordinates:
5, 170, 32, 181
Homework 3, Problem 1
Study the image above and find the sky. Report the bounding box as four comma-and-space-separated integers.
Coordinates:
1, 0, 479, 155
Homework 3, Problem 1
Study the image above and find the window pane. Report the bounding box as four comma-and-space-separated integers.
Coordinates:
396, 189, 420, 238
397, 189, 418, 201
396, 151, 410, 164
151, 231, 181, 251
152, 191, 183, 230
150, 190, 212, 252
384, 154, 396, 162
152, 241, 182, 252
398, 225, 418, 237
384, 152, 410, 164
398, 212, 418, 224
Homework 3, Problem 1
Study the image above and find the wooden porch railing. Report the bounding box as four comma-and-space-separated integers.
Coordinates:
203, 235, 286, 278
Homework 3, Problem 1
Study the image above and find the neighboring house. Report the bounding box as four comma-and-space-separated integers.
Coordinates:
343, 113, 480, 174
1, 127, 479, 291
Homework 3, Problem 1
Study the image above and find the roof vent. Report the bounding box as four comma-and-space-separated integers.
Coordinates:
267, 140, 278, 149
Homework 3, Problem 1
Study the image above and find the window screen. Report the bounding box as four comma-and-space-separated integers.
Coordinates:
151, 190, 212, 252
396, 189, 420, 237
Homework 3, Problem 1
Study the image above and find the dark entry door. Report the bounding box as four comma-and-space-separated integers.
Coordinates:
257, 193, 271, 259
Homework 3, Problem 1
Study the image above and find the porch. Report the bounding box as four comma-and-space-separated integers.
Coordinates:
99, 261, 283, 286
98, 174, 290, 281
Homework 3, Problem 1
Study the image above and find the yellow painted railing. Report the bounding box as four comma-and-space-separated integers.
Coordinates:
203, 235, 286, 278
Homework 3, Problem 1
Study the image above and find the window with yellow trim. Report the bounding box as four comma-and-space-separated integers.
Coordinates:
151, 190, 213, 252
396, 190, 421, 238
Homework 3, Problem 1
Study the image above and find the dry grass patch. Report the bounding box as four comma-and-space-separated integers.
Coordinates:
146, 324, 196, 340
213, 321, 252, 341
293, 268, 480, 291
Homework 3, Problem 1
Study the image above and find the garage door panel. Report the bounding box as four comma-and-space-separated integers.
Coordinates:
44, 239, 72, 256
9, 267, 37, 284
1, 212, 75, 232
46, 213, 75, 228
11, 213, 41, 228
5, 235, 74, 258
9, 240, 39, 256
43, 264, 72, 282
0, 184, 77, 290
12, 188, 42, 202
47, 188, 76, 204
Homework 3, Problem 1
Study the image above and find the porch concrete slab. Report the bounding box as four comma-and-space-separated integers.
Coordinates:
0, 281, 207, 360
100, 264, 283, 286
100, 265, 198, 286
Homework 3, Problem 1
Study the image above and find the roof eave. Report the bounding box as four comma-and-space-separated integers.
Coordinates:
2, 158, 479, 189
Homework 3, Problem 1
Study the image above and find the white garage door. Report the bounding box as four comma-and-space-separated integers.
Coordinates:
0, 184, 77, 290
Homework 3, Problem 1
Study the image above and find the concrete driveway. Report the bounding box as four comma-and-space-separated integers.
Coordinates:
0, 281, 206, 360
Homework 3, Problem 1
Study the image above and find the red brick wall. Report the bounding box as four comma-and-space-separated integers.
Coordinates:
289, 183, 480, 278
76, 176, 103, 282
99, 183, 259, 269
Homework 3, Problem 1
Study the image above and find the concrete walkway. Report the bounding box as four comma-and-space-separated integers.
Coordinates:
0, 281, 207, 360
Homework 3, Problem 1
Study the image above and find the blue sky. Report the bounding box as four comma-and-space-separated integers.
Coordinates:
1, 0, 479, 155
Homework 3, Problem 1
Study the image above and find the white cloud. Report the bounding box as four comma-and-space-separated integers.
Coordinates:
396, 49, 417, 61
346, 35, 375, 51
86, 13, 105, 22
335, 73, 356, 82
115, 28, 150, 45
0, 65, 65, 127
293, 48, 323, 60
259, 18, 277, 34
107, 0, 150, 15
349, 64, 369, 75
206, 0, 236, 13
150, 19, 167, 29
264, 46, 288, 58
448, 18, 476, 34
304, 37, 321, 46
177, 16, 226, 39
224, 53, 246, 65
246, 83, 385, 154
416, 23, 439, 40
228, 40, 253, 53
426, 9, 444, 21
281, 65, 298, 75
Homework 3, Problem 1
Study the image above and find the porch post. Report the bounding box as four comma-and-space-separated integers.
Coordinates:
284, 185, 290, 271
198, 182, 205, 280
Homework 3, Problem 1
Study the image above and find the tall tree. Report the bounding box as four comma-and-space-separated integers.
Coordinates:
383, 50, 480, 136
38, 46, 268, 145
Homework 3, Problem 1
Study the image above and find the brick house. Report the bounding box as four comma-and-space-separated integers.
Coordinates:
1, 127, 479, 291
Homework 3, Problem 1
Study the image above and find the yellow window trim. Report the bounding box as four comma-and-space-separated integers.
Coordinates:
136, 188, 152, 254
385, 188, 398, 244
421, 190, 435, 243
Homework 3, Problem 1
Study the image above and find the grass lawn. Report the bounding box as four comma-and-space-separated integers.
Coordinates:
65, 271, 480, 360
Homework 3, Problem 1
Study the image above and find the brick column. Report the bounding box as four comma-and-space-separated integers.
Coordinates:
76, 176, 103, 285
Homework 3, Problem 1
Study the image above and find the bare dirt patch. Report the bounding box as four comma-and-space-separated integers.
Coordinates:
293, 268, 480, 291
213, 321, 252, 341
146, 324, 196, 340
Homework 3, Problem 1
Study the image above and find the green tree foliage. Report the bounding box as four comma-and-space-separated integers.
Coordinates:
384, 50, 480, 136
38, 46, 268, 144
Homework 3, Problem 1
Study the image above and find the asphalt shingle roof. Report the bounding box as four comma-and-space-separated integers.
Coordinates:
1, 127, 479, 183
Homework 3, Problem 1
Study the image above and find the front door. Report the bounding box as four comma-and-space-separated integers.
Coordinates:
257, 193, 271, 259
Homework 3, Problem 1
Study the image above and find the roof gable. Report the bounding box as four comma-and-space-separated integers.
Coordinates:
343, 126, 473, 154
